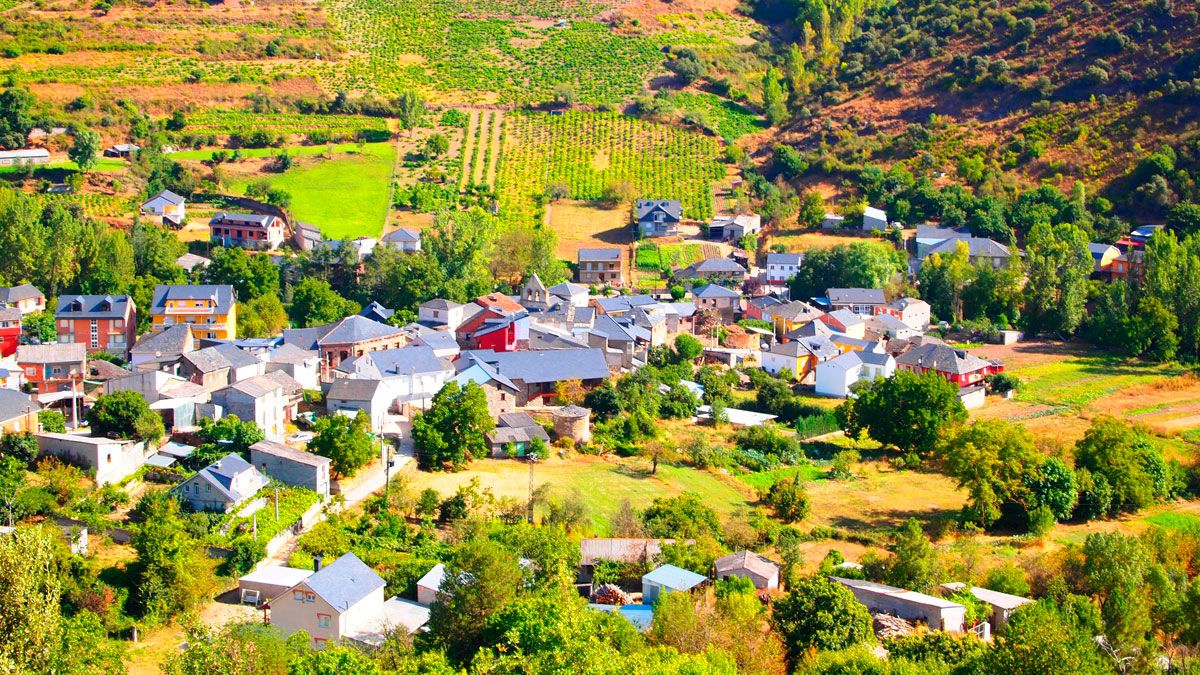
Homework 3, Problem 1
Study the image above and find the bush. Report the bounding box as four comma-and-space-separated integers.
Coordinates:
222, 536, 266, 576
762, 477, 810, 523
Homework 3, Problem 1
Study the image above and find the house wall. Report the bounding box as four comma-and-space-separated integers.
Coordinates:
841, 586, 965, 632
21, 360, 85, 395
56, 314, 136, 357
578, 260, 623, 286
815, 363, 858, 398
717, 569, 778, 590
37, 435, 147, 486
0, 323, 18, 357
0, 411, 39, 435
327, 391, 388, 432
320, 334, 409, 370
271, 583, 342, 647
266, 360, 320, 391
214, 388, 285, 438
175, 474, 234, 512
642, 579, 665, 605
418, 305, 465, 330
760, 352, 803, 380
251, 450, 330, 497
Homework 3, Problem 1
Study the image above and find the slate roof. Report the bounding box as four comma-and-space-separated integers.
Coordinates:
827, 288, 886, 305
766, 252, 803, 266
868, 313, 912, 332
417, 564, 446, 591
823, 308, 864, 328
421, 298, 463, 311
250, 439, 330, 468
212, 212, 276, 226
145, 189, 185, 206
224, 373, 283, 399
692, 284, 741, 299
578, 248, 621, 262
459, 348, 610, 384
261, 370, 303, 396
1088, 242, 1119, 259
17, 343, 86, 364
318, 316, 406, 346
927, 237, 1014, 259
863, 206, 887, 222
175, 253, 210, 272
548, 282, 588, 298
0, 389, 37, 422
636, 199, 683, 222
327, 377, 385, 401
769, 300, 822, 323
267, 343, 318, 365
193, 453, 266, 503
151, 285, 235, 315
786, 320, 834, 340
714, 551, 779, 579
686, 258, 746, 275
590, 315, 636, 343
832, 576, 964, 610
56, 295, 132, 319
359, 301, 395, 323
643, 564, 706, 591
282, 324, 336, 351
183, 343, 260, 373
895, 342, 995, 375
383, 228, 421, 243
0, 307, 19, 322
341, 345, 448, 379
0, 284, 43, 303
594, 295, 657, 314
304, 553, 386, 612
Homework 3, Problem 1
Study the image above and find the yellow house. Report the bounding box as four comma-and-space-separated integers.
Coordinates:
766, 300, 823, 337
150, 285, 236, 346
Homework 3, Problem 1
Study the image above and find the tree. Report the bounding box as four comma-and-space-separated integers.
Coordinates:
1082, 532, 1153, 648
798, 192, 825, 229
22, 311, 55, 343
427, 539, 522, 665
68, 127, 101, 174
38, 410, 65, 433
763, 476, 810, 522
788, 242, 905, 301
1073, 417, 1166, 516
582, 383, 622, 419
639, 440, 679, 476
0, 456, 23, 526
762, 67, 788, 126
288, 277, 359, 327
1167, 202, 1200, 236
202, 246, 280, 301
937, 421, 1041, 528
1023, 221, 1092, 336
673, 333, 703, 362
424, 133, 449, 159
885, 519, 940, 592
772, 575, 874, 663
394, 90, 426, 133
236, 294, 288, 338
86, 390, 164, 443
0, 87, 34, 149
985, 597, 1108, 674
0, 432, 38, 465
641, 493, 722, 540
836, 370, 967, 456
0, 526, 63, 672
412, 381, 495, 471
1024, 457, 1078, 521
668, 49, 705, 84
420, 208, 495, 302
361, 247, 447, 315
308, 410, 375, 478
163, 622, 296, 675
918, 240, 975, 322
129, 492, 214, 620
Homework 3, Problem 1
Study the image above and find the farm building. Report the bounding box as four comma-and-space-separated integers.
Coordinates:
642, 564, 706, 604
713, 551, 780, 590
940, 583, 1032, 633
832, 577, 966, 633
862, 206, 888, 231
0, 149, 49, 166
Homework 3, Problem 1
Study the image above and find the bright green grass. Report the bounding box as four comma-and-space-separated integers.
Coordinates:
169, 143, 370, 161
1012, 356, 1186, 408
0, 158, 127, 174
229, 142, 395, 239
671, 92, 767, 141
737, 464, 823, 490
1143, 512, 1200, 532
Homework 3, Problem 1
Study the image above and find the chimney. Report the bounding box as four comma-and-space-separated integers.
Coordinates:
313, 555, 323, 572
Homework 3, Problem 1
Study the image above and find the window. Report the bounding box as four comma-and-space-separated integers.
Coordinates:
317, 614, 331, 628
305, 592, 316, 603
294, 591, 304, 601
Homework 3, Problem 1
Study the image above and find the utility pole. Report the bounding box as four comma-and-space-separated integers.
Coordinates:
274, 486, 280, 521
526, 451, 538, 524
383, 436, 392, 507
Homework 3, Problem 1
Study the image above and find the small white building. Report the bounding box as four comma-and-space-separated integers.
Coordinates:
239, 566, 313, 606
886, 298, 932, 331
821, 213, 845, 230
862, 206, 889, 232
416, 563, 446, 606
140, 190, 186, 225
765, 253, 803, 286
940, 582, 1032, 633
642, 564, 706, 605
814, 347, 895, 398
325, 378, 390, 432
865, 313, 921, 341
0, 149, 49, 166
383, 228, 421, 253
36, 432, 150, 486
833, 576, 966, 633
418, 299, 466, 331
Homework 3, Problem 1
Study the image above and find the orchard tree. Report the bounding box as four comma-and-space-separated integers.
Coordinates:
763, 476, 810, 522
87, 390, 164, 443
202, 246, 280, 300
836, 370, 967, 456
937, 420, 1041, 528
130, 492, 214, 620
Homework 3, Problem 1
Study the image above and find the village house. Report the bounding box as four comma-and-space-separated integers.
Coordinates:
1089, 243, 1121, 279
457, 309, 522, 352
765, 252, 803, 286
1112, 249, 1145, 283
925, 237, 1019, 269
326, 378, 390, 432
865, 313, 921, 341
821, 213, 845, 230
636, 199, 683, 238
175, 253, 210, 273
358, 301, 394, 325
291, 223, 323, 251
760, 336, 840, 383
382, 228, 421, 252
180, 343, 264, 391
150, 285, 237, 345
880, 297, 931, 331
642, 565, 706, 605
862, 206, 889, 232
548, 282, 591, 308
209, 212, 288, 251
1116, 223, 1163, 250
713, 551, 780, 590
0, 307, 19, 358
316, 315, 409, 373
577, 248, 624, 287
139, 190, 186, 226
55, 295, 137, 358
587, 315, 639, 368
0, 389, 39, 434
211, 374, 290, 438
418, 299, 467, 331
765, 300, 823, 337
238, 566, 313, 607
833, 577, 966, 633
826, 288, 886, 315
815, 345, 896, 398
407, 326, 460, 360
486, 412, 550, 457
17, 343, 86, 396
0, 284, 46, 315
335, 345, 453, 413
175, 453, 269, 512
691, 284, 741, 322
36, 432, 149, 486
914, 225, 970, 259
416, 564, 445, 606
130, 324, 194, 373
675, 257, 747, 283
709, 213, 761, 242
817, 309, 866, 339
265, 344, 321, 391
894, 340, 1003, 389
250, 440, 331, 498
456, 348, 610, 406
271, 553, 429, 649
451, 361, 520, 417
104, 143, 140, 158
745, 295, 784, 322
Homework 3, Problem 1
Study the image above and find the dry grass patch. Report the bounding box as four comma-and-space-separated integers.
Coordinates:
545, 199, 634, 258
763, 230, 879, 252
805, 462, 966, 533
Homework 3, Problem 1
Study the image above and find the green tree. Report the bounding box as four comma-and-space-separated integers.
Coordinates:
0, 456, 23, 526
38, 409, 66, 433
641, 493, 722, 540
427, 539, 522, 665
885, 519, 940, 592
129, 492, 214, 620
1073, 416, 1163, 516
763, 476, 810, 522
202, 246, 280, 301
291, 644, 382, 674
1167, 202, 1200, 236
424, 133, 449, 159
421, 208, 495, 302
1023, 221, 1092, 335
788, 242, 904, 301
0, 432, 38, 465
131, 219, 187, 283
798, 191, 825, 229
68, 127, 102, 174
0, 87, 34, 149
937, 421, 1041, 528
394, 90, 426, 133
772, 575, 874, 663
236, 294, 288, 338
762, 67, 788, 126
86, 390, 164, 443
0, 526, 62, 672
836, 370, 967, 456
1082, 532, 1153, 648
163, 622, 297, 675
673, 333, 703, 362
308, 410, 375, 478
288, 277, 359, 327
985, 597, 1108, 674
361, 247, 447, 315
412, 381, 494, 471
1023, 457, 1078, 521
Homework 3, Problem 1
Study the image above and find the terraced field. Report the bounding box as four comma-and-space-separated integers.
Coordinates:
460, 110, 504, 189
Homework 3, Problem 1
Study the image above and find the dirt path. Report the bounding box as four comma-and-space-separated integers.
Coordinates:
472, 111, 492, 186
483, 110, 504, 188
459, 109, 480, 188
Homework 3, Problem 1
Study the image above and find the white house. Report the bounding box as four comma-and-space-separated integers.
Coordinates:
140, 190, 186, 225
265, 344, 321, 391
814, 346, 895, 398
36, 432, 150, 486
885, 298, 932, 331
383, 228, 421, 252
765, 253, 803, 286
174, 453, 269, 512
334, 345, 453, 412
271, 553, 429, 649
865, 313, 920, 341
325, 378, 391, 432
419, 299, 467, 331
862, 206, 889, 232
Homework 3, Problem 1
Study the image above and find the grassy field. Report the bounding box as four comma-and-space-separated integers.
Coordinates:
544, 199, 633, 259
671, 91, 767, 141
170, 142, 372, 161
762, 229, 881, 252
227, 141, 395, 239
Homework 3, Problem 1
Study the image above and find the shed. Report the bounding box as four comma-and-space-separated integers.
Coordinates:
642, 564, 706, 605
239, 566, 313, 606
713, 551, 780, 590
940, 582, 1031, 632
832, 576, 966, 632
416, 563, 446, 606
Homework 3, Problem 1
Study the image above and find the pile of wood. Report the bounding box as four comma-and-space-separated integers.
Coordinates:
872, 613, 915, 639
589, 583, 632, 606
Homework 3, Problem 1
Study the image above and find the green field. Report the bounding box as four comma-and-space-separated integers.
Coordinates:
229, 142, 396, 239
1143, 511, 1200, 532
1013, 355, 1188, 408
671, 92, 767, 141
170, 142, 373, 161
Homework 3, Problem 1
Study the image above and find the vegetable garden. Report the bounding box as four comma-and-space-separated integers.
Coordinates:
178, 111, 389, 139
496, 110, 725, 226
